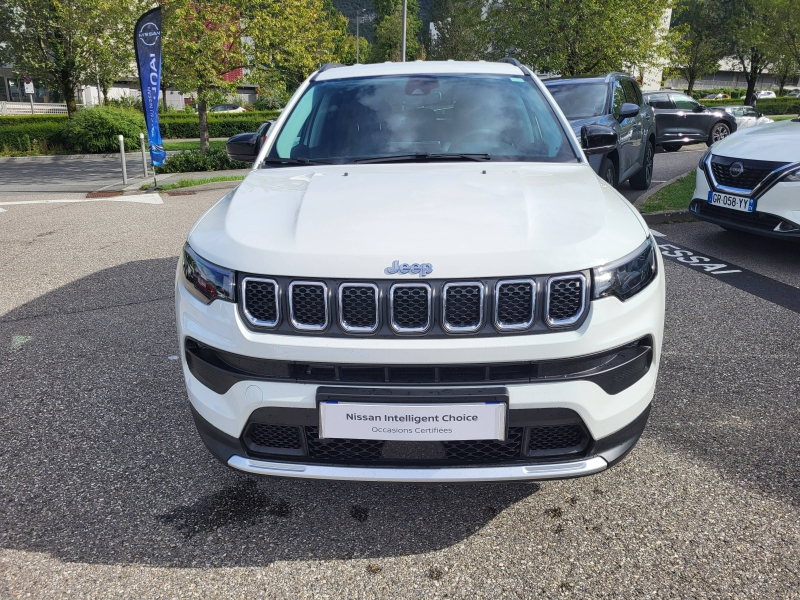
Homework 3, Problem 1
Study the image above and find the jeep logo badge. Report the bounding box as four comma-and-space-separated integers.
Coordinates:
729, 162, 744, 177
385, 260, 433, 277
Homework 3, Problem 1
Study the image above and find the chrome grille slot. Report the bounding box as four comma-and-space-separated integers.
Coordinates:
242, 277, 279, 327
546, 274, 586, 327
339, 283, 379, 333
289, 281, 328, 331
390, 283, 431, 333
495, 279, 535, 331
442, 282, 483, 332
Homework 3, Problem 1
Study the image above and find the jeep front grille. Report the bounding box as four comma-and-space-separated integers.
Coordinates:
495, 279, 535, 330
289, 281, 328, 330
238, 271, 589, 337
390, 283, 431, 333
242, 277, 279, 327
339, 283, 379, 333
442, 282, 483, 332
546, 275, 586, 327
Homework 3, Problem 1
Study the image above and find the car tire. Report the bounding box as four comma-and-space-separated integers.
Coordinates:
707, 122, 731, 146
662, 144, 682, 152
600, 157, 616, 187
629, 140, 654, 190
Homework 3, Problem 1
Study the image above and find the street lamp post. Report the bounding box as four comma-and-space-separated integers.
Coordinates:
401, 0, 407, 62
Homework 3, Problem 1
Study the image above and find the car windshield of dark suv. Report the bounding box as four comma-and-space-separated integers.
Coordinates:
266, 74, 578, 164
545, 82, 609, 120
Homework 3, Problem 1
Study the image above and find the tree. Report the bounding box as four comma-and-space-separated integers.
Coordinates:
428, 0, 489, 61
772, 51, 798, 96
244, 0, 341, 95
373, 0, 424, 62
0, 0, 100, 116
485, 0, 673, 77
83, 0, 149, 105
670, 0, 726, 94
777, 0, 800, 66
163, 0, 348, 150
163, 0, 246, 152
718, 0, 782, 105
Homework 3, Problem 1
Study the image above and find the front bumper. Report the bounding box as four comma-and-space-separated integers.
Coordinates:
192, 402, 651, 482
176, 255, 664, 481
692, 166, 800, 239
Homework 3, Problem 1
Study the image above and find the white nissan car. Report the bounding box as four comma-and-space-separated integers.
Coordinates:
692, 118, 800, 238
176, 60, 665, 482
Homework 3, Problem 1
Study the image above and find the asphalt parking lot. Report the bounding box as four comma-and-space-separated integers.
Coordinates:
1, 180, 799, 598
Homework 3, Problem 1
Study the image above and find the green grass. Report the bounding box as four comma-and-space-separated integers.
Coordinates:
771, 114, 798, 121
638, 173, 696, 214
162, 140, 226, 151
142, 175, 245, 191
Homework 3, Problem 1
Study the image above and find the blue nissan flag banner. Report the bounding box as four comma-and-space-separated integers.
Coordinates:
134, 7, 166, 167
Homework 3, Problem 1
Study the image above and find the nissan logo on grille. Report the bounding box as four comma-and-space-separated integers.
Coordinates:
385, 260, 433, 277
729, 162, 744, 177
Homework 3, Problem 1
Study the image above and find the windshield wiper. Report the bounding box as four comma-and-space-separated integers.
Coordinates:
353, 153, 491, 164
261, 157, 329, 166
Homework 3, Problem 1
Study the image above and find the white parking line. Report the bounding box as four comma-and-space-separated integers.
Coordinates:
0, 193, 163, 207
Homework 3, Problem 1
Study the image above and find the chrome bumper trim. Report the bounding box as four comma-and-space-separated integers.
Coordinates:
227, 455, 608, 482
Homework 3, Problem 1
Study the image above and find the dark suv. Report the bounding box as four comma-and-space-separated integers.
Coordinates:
545, 73, 655, 189
642, 91, 737, 152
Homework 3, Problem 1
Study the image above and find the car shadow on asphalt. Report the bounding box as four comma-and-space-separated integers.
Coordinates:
0, 258, 538, 567
1, 255, 799, 568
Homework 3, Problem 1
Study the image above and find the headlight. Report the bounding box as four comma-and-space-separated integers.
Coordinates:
180, 244, 236, 304
782, 167, 800, 183
699, 148, 711, 168
593, 237, 658, 301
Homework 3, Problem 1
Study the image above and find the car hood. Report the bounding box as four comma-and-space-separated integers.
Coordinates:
711, 119, 800, 162
188, 163, 648, 279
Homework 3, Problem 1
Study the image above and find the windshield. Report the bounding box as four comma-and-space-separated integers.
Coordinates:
545, 83, 609, 120
266, 74, 577, 164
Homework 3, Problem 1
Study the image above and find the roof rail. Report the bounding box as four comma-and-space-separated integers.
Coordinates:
497, 57, 534, 78
310, 62, 344, 81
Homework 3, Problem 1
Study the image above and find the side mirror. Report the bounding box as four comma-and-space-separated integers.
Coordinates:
581, 124, 618, 155
693, 104, 705, 113
226, 132, 259, 163
619, 103, 639, 119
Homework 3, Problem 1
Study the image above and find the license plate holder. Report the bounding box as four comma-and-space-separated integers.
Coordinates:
316, 386, 509, 442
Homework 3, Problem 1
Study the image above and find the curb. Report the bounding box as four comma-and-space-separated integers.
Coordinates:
642, 209, 696, 226
0, 150, 181, 163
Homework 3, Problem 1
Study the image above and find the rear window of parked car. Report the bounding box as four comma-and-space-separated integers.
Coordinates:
644, 94, 671, 109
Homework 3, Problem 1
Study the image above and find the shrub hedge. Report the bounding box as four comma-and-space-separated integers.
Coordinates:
0, 109, 280, 153
61, 107, 146, 153
697, 97, 799, 114
699, 99, 745, 107
752, 98, 800, 115
158, 111, 280, 138
0, 122, 65, 154
155, 148, 250, 173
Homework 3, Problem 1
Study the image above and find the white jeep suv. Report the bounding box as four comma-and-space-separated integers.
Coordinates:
176, 60, 665, 482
